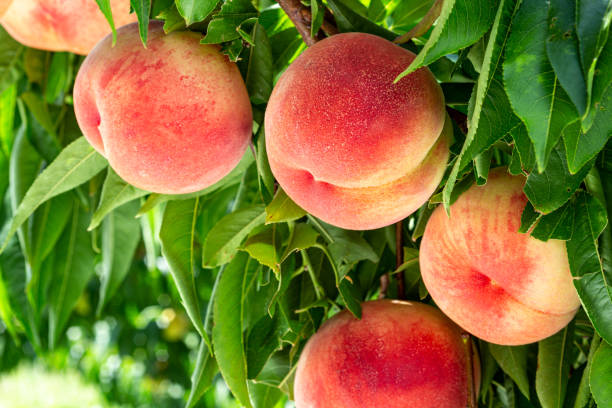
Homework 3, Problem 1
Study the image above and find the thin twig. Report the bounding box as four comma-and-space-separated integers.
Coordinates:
394, 0, 444, 44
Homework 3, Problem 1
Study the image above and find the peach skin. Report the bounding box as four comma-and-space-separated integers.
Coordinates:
265, 32, 449, 230
294, 300, 480, 408
420, 167, 580, 345
0, 0, 136, 55
74, 21, 252, 194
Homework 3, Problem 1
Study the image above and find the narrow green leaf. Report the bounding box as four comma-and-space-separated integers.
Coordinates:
563, 85, 612, 174
186, 341, 218, 408
130, 0, 151, 45
524, 145, 593, 214
1, 137, 107, 252
201, 0, 257, 44
530, 201, 574, 241
504, 0, 580, 171
589, 340, 612, 408
573, 334, 600, 408
281, 223, 319, 262
249, 382, 283, 408
442, 0, 521, 208
489, 344, 530, 399
176, 0, 219, 25
326, 0, 397, 41
576, 0, 612, 94
95, 0, 118, 45
535, 323, 574, 408
246, 23, 273, 105
89, 168, 148, 230
97, 200, 141, 315
48, 204, 96, 349
0, 26, 23, 94
547, 0, 588, 116
213, 253, 255, 408
44, 52, 69, 104
265, 189, 306, 224
396, 0, 496, 80
0, 82, 17, 158
159, 198, 207, 342
203, 205, 266, 267
246, 314, 284, 379
242, 227, 279, 272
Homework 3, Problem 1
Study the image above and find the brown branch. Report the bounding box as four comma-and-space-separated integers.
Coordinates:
379, 275, 389, 299
276, 0, 337, 46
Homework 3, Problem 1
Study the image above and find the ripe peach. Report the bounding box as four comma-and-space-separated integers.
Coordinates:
265, 32, 449, 230
420, 167, 580, 345
74, 21, 252, 194
0, 0, 136, 55
294, 300, 479, 408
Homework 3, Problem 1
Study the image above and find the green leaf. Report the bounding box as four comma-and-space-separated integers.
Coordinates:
265, 189, 306, 224
563, 86, 612, 174
186, 341, 218, 408
249, 381, 283, 408
488, 344, 530, 399
589, 340, 612, 408
242, 227, 279, 272
213, 253, 256, 408
89, 168, 148, 230
511, 123, 537, 174
130, 0, 151, 45
1, 137, 107, 252
176, 0, 219, 25
442, 0, 521, 209
395, 0, 496, 81
585, 34, 612, 128
44, 52, 70, 104
137, 150, 253, 216
327, 0, 397, 41
255, 129, 274, 200
95, 0, 118, 45
159, 198, 207, 342
246, 23, 273, 105
97, 200, 141, 315
567, 192, 612, 344
530, 200, 574, 241
546, 0, 588, 116
246, 313, 284, 379
576, 0, 612, 93
0, 82, 16, 160
158, 4, 187, 33
573, 334, 600, 408
0, 235, 39, 347
201, 0, 257, 44
203, 205, 266, 268
0, 26, 23, 94
48, 204, 96, 349
281, 223, 319, 262
524, 145, 593, 214
535, 323, 574, 408
504, 0, 580, 172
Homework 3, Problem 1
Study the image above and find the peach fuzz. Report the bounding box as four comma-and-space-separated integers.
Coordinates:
0, 0, 136, 55
420, 167, 580, 345
294, 300, 480, 408
265, 32, 449, 230
74, 21, 252, 194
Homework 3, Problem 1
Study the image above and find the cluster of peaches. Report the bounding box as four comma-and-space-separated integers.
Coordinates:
2, 1, 580, 407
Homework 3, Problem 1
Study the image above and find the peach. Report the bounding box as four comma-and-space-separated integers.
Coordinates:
420, 167, 580, 345
265, 32, 449, 230
294, 300, 479, 408
73, 21, 252, 194
0, 0, 136, 55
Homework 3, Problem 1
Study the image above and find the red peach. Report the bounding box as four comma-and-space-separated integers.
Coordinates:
294, 300, 480, 408
265, 32, 449, 230
0, 0, 136, 55
420, 167, 580, 345
73, 21, 252, 194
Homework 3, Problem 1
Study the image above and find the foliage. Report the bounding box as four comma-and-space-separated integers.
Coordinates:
0, 0, 610, 407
